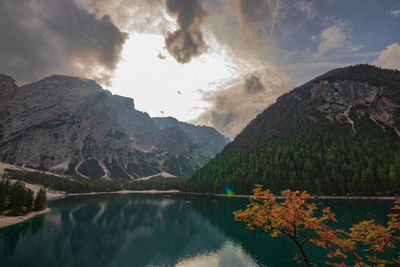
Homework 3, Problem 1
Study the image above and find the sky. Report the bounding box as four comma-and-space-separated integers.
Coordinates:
0, 0, 399, 139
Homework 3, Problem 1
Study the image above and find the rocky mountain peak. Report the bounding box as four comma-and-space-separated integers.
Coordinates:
310, 80, 383, 106
110, 94, 135, 111
0, 74, 229, 179
228, 65, 400, 151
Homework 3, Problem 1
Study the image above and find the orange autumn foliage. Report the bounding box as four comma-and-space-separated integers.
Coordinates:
320, 199, 400, 267
234, 185, 400, 267
234, 185, 337, 266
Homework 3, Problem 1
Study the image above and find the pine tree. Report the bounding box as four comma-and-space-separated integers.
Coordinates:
34, 188, 48, 211
24, 189, 34, 212
9, 181, 27, 214
0, 179, 11, 210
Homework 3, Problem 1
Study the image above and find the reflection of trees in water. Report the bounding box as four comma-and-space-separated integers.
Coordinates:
187, 195, 296, 267
0, 213, 45, 258
1, 195, 393, 267
187, 196, 395, 267
0, 194, 226, 267
317, 199, 392, 227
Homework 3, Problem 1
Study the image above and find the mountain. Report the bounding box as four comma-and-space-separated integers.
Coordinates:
188, 65, 400, 195
153, 116, 230, 156
0, 74, 228, 179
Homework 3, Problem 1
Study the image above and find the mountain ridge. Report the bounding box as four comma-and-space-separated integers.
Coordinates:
0, 74, 229, 179
188, 65, 400, 195
225, 65, 400, 151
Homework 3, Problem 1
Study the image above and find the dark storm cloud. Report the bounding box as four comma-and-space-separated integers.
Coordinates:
0, 0, 127, 85
165, 0, 208, 63
245, 74, 265, 94
193, 70, 286, 139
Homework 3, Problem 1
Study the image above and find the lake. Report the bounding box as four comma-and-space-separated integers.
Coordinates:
0, 194, 396, 267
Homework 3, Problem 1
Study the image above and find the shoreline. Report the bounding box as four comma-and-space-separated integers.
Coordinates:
178, 191, 397, 200
65, 190, 397, 200
1, 191, 396, 229
66, 189, 180, 197
0, 208, 50, 229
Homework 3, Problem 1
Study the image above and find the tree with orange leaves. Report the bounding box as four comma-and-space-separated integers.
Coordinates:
234, 185, 337, 266
234, 185, 400, 267
318, 199, 400, 266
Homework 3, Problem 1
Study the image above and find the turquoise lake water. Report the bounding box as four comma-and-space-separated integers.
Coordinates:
0, 194, 396, 267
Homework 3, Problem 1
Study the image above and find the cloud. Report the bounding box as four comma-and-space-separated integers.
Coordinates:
192, 70, 287, 139
348, 44, 364, 53
244, 74, 265, 94
294, 1, 316, 18
220, 0, 274, 47
0, 0, 127, 85
76, 0, 210, 63
238, 0, 274, 30
390, 9, 400, 18
74, 0, 170, 33
164, 0, 208, 64
372, 43, 400, 71
313, 22, 346, 58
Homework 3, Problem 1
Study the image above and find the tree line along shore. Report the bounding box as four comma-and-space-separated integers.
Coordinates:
1, 169, 399, 200
0, 179, 48, 218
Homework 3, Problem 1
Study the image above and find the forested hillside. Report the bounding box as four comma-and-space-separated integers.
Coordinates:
187, 65, 400, 195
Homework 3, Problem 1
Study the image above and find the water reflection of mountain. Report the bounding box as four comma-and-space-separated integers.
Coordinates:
187, 195, 395, 267
0, 195, 395, 267
0, 194, 227, 267
187, 195, 300, 267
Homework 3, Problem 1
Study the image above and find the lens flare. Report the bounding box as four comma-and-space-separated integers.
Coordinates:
225, 185, 234, 196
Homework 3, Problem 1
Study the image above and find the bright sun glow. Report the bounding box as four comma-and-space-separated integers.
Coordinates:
109, 33, 238, 121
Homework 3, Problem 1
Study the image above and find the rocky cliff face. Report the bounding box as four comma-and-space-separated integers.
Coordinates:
310, 80, 399, 133
228, 65, 400, 151
0, 74, 228, 179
